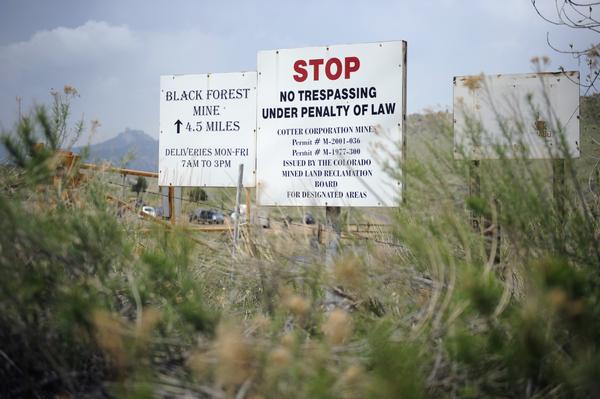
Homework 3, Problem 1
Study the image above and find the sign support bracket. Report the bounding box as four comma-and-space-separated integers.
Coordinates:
233, 164, 244, 254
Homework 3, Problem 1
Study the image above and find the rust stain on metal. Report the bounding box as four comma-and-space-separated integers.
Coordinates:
461, 75, 483, 91
534, 119, 552, 138
537, 71, 570, 77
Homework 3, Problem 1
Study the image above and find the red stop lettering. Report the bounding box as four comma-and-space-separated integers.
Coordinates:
308, 58, 324, 80
325, 58, 342, 80
344, 56, 360, 79
293, 60, 308, 82
293, 56, 361, 82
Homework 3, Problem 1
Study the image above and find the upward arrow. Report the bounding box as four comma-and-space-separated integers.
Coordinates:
174, 119, 183, 134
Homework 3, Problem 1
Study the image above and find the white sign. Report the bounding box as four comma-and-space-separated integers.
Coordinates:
159, 72, 256, 187
256, 41, 406, 207
453, 71, 580, 159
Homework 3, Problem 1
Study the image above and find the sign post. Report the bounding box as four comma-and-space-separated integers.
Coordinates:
553, 158, 566, 252
168, 186, 175, 224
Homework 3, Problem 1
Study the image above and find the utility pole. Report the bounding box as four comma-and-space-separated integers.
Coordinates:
16, 96, 22, 121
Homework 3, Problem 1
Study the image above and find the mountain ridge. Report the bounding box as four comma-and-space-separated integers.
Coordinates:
75, 128, 158, 172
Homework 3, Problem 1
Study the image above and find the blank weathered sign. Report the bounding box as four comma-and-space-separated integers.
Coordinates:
453, 71, 580, 160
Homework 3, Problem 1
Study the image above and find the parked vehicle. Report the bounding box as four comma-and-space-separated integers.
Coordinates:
189, 209, 225, 224
303, 212, 315, 225
254, 210, 270, 228
141, 206, 156, 218
210, 210, 225, 224
230, 205, 247, 221
189, 209, 202, 223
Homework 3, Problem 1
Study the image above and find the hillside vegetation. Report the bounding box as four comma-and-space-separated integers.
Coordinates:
0, 94, 599, 398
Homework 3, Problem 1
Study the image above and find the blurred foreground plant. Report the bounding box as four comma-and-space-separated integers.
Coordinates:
0, 94, 217, 398
1, 90, 599, 399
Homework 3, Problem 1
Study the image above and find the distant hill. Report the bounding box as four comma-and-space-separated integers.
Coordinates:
0, 141, 7, 162
75, 129, 158, 172
2, 95, 598, 176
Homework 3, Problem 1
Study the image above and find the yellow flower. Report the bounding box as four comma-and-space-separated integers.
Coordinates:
322, 309, 353, 345
285, 295, 310, 316
333, 254, 367, 291
269, 346, 292, 368
214, 322, 254, 387
92, 310, 126, 369
462, 75, 483, 91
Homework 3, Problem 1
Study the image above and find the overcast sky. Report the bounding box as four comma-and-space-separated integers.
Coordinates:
0, 0, 597, 144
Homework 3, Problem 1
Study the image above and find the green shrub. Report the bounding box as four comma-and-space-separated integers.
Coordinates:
0, 91, 599, 398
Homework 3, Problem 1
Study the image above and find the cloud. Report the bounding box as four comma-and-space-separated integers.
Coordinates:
0, 21, 139, 75
0, 21, 237, 143
478, 0, 532, 22
0, 10, 595, 144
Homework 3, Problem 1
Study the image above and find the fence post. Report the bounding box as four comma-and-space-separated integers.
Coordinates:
245, 187, 251, 225
168, 186, 175, 224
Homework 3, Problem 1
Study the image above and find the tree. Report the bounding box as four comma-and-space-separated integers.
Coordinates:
532, 0, 600, 93
131, 176, 148, 200
188, 187, 208, 202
